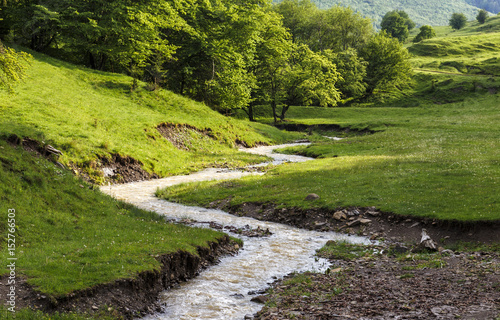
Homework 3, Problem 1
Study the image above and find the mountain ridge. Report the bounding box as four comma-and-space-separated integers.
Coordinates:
275, 0, 486, 28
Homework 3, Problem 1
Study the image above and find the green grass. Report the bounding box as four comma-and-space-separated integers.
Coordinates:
158, 22, 500, 222
0, 308, 117, 320
316, 241, 378, 261
0, 140, 229, 297
0, 47, 300, 183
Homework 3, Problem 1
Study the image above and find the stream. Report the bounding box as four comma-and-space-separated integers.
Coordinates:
101, 143, 370, 320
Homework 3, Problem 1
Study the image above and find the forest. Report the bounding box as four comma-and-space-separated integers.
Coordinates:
0, 0, 411, 123
288, 0, 484, 27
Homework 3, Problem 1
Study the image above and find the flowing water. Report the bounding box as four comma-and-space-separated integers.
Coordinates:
101, 143, 370, 320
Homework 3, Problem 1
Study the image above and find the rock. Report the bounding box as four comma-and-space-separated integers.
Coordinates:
92, 305, 99, 310
333, 211, 347, 220
251, 295, 268, 304
419, 229, 438, 251
359, 218, 372, 225
305, 193, 320, 201
230, 293, 244, 299
347, 220, 361, 227
367, 210, 379, 216
393, 244, 409, 254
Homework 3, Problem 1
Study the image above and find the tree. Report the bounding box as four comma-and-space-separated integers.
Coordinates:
380, 11, 410, 42
476, 9, 488, 24
0, 41, 31, 91
449, 13, 467, 30
274, 2, 373, 52
383, 10, 415, 31
324, 49, 367, 101
360, 31, 413, 98
413, 25, 436, 42
255, 44, 341, 123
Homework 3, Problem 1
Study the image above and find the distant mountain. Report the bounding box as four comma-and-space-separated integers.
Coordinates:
464, 0, 500, 13
279, 0, 485, 28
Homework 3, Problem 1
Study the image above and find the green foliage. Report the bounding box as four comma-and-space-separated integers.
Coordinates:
450, 12, 468, 30
477, 9, 489, 24
325, 49, 367, 100
0, 42, 32, 90
360, 31, 413, 98
274, 1, 373, 52
413, 25, 436, 43
2, 0, 183, 72
277, 0, 483, 28
380, 10, 410, 42
255, 43, 341, 122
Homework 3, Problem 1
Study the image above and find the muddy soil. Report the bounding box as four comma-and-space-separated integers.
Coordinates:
252, 249, 499, 320
0, 236, 239, 319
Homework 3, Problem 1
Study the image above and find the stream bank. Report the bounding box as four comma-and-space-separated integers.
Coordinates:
0, 236, 239, 319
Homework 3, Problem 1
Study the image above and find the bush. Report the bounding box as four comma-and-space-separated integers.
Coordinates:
413, 25, 436, 42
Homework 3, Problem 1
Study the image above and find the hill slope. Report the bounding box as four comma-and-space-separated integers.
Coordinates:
159, 16, 500, 223
0, 49, 299, 184
278, 0, 484, 28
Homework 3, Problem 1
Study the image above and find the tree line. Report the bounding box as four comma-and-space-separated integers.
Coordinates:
0, 0, 413, 122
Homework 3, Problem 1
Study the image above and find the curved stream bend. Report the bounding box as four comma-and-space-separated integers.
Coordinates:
101, 143, 370, 320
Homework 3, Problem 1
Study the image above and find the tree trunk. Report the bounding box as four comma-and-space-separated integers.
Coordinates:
279, 104, 289, 121
271, 100, 278, 124
247, 104, 255, 122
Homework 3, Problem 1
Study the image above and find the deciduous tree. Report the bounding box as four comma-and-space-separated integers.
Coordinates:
380, 11, 410, 42
476, 9, 488, 24
449, 13, 468, 30
360, 31, 413, 98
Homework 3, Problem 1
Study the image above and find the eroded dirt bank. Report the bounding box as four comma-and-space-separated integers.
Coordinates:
210, 200, 500, 245
0, 236, 239, 319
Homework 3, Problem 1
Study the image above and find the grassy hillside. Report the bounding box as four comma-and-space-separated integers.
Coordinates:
0, 48, 300, 184
0, 139, 228, 296
275, 0, 484, 28
159, 18, 500, 223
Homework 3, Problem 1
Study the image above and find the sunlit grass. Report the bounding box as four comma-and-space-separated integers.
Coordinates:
0, 141, 228, 296
0, 48, 301, 182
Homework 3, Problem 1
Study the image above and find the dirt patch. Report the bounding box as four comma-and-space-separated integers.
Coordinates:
274, 123, 376, 135
99, 153, 158, 184
157, 123, 216, 150
252, 249, 499, 319
209, 201, 500, 246
0, 236, 240, 319
6, 135, 64, 167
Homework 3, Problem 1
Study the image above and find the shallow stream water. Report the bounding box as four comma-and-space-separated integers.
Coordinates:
101, 143, 370, 320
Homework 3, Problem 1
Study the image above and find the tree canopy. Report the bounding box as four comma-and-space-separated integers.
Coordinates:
449, 13, 468, 30
476, 9, 488, 24
1, 0, 414, 119
380, 10, 411, 42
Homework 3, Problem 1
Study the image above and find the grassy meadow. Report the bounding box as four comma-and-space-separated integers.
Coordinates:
158, 20, 500, 223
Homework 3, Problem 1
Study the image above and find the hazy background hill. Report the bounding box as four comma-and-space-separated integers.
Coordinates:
276, 0, 486, 28
465, 0, 500, 14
